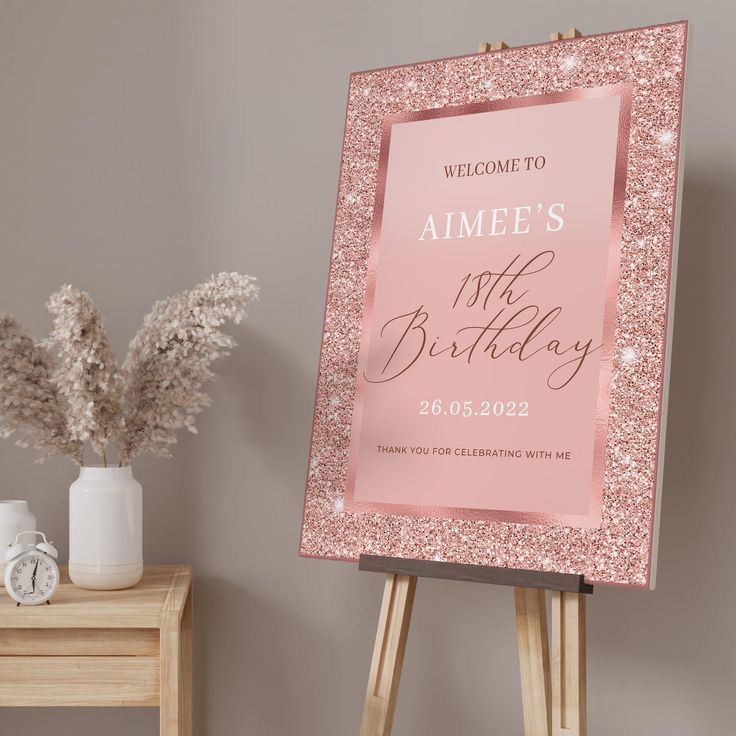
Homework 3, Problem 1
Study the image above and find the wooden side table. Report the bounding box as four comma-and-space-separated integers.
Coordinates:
0, 564, 192, 736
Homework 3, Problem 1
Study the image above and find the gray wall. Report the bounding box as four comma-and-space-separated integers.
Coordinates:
0, 1, 733, 734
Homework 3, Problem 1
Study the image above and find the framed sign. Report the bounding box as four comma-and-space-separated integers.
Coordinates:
300, 22, 688, 588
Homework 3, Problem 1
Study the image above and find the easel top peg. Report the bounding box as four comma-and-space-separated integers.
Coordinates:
479, 29, 582, 53
478, 41, 509, 52
550, 28, 583, 41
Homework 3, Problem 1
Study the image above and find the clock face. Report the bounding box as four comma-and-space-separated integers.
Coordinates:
7, 554, 58, 604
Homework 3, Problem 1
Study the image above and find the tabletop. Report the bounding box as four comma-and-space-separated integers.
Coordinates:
0, 564, 192, 629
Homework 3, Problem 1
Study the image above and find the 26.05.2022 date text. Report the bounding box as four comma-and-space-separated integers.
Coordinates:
418, 399, 529, 417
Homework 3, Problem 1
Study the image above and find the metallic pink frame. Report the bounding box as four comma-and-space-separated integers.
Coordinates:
343, 85, 632, 529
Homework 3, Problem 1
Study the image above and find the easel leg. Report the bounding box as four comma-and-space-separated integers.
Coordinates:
551, 592, 586, 736
359, 574, 417, 736
514, 587, 552, 736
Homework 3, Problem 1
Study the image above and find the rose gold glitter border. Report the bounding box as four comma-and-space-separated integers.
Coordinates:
299, 22, 688, 589
343, 85, 632, 530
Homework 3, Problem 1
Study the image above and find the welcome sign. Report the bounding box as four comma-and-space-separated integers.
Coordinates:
301, 23, 687, 588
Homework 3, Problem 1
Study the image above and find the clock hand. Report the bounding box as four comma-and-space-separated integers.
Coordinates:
31, 560, 39, 592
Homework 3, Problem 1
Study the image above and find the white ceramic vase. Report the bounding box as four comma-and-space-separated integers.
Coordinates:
69, 466, 143, 590
0, 500, 36, 586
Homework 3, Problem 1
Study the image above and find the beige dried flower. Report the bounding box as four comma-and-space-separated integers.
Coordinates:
46, 285, 123, 460
119, 272, 258, 464
0, 314, 83, 463
1, 272, 257, 466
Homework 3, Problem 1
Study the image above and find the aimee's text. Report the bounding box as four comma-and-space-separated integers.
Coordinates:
419, 203, 565, 241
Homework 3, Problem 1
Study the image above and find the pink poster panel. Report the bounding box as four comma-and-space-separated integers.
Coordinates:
346, 88, 630, 528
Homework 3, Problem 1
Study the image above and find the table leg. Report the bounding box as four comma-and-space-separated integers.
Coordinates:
160, 586, 193, 735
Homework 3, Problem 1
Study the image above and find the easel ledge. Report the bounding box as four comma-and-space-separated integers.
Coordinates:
359, 554, 594, 594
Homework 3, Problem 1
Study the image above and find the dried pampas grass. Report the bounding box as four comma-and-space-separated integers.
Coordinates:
0, 272, 258, 465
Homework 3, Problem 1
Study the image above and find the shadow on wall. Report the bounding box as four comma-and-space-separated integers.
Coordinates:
218, 322, 318, 493
586, 169, 736, 733
140, 318, 317, 562
195, 573, 345, 734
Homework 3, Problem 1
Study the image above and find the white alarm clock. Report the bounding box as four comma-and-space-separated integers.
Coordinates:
4, 531, 59, 606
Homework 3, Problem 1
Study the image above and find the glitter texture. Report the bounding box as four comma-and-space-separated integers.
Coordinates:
300, 23, 688, 588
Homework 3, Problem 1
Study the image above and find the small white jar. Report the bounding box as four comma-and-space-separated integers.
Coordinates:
0, 500, 36, 586
69, 466, 143, 590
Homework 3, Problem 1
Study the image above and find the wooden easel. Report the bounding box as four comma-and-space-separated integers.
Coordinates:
357, 556, 592, 736
358, 28, 589, 736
